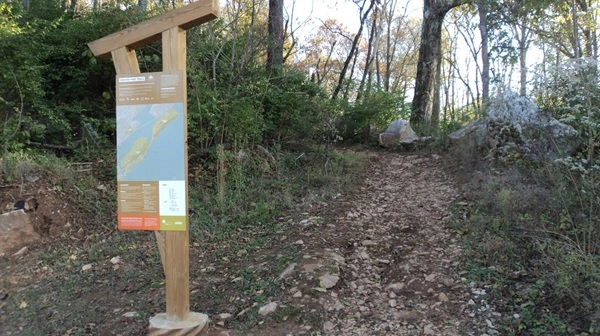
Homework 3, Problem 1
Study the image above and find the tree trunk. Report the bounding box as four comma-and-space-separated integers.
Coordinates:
519, 30, 528, 96
138, 0, 147, 11
343, 46, 361, 101
332, 0, 376, 100
357, 7, 378, 101
383, 0, 398, 92
267, 0, 284, 74
411, 0, 471, 128
477, 0, 489, 105
571, 0, 580, 58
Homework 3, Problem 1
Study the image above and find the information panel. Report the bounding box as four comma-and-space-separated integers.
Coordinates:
116, 71, 186, 231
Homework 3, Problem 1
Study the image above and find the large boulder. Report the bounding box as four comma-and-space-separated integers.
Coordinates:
379, 119, 419, 148
449, 92, 580, 161
448, 119, 488, 148
0, 210, 40, 253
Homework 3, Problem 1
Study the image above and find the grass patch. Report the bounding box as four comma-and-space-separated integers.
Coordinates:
0, 145, 365, 334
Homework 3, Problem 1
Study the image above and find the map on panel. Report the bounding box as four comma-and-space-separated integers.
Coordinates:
116, 103, 185, 181
115, 71, 187, 231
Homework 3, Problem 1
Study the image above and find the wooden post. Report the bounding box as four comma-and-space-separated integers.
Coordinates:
88, 1, 218, 335
162, 26, 190, 321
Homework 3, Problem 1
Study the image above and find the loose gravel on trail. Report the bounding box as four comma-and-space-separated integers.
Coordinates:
238, 151, 503, 336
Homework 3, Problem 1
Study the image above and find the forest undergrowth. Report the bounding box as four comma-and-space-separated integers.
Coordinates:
446, 142, 600, 336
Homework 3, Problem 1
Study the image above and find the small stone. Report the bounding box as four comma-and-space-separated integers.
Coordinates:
360, 251, 370, 259
389, 292, 397, 299
330, 253, 345, 264
122, 311, 139, 317
323, 321, 335, 331
12, 246, 28, 257
236, 307, 250, 317
425, 274, 436, 281
387, 282, 405, 293
218, 313, 233, 320
319, 274, 340, 289
332, 300, 344, 310
110, 256, 121, 264
278, 263, 296, 280
438, 292, 449, 302
302, 263, 323, 272
424, 325, 435, 335
389, 299, 397, 308
82, 264, 92, 271
361, 240, 377, 246
395, 310, 420, 321
513, 313, 520, 319
293, 240, 304, 245
236, 249, 247, 257
258, 302, 277, 316
293, 291, 302, 298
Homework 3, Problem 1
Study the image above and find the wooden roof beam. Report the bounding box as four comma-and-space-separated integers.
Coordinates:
88, 0, 218, 58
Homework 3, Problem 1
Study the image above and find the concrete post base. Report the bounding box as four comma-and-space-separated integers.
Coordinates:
148, 312, 209, 336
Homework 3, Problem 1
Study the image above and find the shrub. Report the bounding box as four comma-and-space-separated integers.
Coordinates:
338, 91, 410, 143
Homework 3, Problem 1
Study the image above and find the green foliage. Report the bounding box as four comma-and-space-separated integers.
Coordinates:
188, 147, 364, 242
536, 58, 599, 164
263, 72, 331, 144
185, 21, 333, 150
338, 91, 409, 143
0, 1, 144, 153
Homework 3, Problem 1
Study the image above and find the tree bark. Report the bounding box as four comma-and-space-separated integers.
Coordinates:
332, 0, 376, 100
477, 0, 489, 105
518, 29, 528, 96
571, 0, 580, 58
411, 0, 472, 127
138, 0, 147, 11
267, 0, 284, 74
357, 7, 379, 101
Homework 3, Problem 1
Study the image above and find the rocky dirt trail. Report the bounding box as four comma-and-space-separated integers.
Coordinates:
236, 151, 502, 336
0, 150, 504, 335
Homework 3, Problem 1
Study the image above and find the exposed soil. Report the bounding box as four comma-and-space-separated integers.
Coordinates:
0, 150, 504, 335
230, 151, 502, 336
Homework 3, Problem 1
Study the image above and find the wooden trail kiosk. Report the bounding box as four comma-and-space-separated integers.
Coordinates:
88, 1, 218, 334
